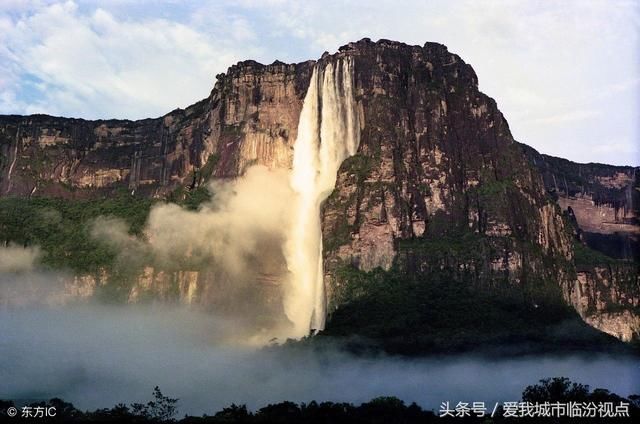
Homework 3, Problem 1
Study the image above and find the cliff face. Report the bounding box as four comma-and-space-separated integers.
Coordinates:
521, 144, 639, 261
0, 61, 312, 198
562, 263, 639, 341
521, 144, 640, 340
0, 107, 208, 199
1, 38, 637, 343
319, 40, 574, 312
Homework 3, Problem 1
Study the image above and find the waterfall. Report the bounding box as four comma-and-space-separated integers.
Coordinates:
284, 57, 360, 338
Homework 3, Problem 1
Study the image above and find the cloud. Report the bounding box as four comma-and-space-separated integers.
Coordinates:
92, 165, 297, 342
144, 166, 293, 276
0, 1, 246, 119
1, 305, 639, 414
274, 0, 639, 165
0, 166, 297, 322
525, 110, 599, 125
0, 0, 638, 164
0, 244, 78, 307
591, 139, 639, 156
0, 245, 40, 272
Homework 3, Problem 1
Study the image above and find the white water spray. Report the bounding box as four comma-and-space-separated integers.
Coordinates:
284, 57, 360, 338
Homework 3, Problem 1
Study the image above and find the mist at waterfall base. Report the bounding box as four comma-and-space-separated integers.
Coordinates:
2, 305, 639, 415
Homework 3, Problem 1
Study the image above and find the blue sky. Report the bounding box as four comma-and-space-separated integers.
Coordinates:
0, 0, 638, 165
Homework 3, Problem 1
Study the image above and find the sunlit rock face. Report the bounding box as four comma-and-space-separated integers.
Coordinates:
0, 61, 313, 198
562, 265, 640, 341
1, 38, 638, 341
214, 60, 313, 176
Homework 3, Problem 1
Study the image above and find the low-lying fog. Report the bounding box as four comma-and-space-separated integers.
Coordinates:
1, 305, 638, 415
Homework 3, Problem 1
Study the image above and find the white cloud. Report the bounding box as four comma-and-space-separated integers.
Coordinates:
0, 0, 638, 164
0, 1, 249, 118
254, 0, 640, 165
0, 245, 40, 272
525, 110, 599, 126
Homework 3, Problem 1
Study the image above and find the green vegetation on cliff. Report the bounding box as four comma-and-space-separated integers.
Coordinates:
0, 179, 220, 275
0, 192, 154, 274
323, 227, 616, 355
323, 254, 621, 355
573, 241, 619, 267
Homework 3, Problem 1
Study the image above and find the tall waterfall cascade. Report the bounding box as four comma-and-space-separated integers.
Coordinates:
284, 57, 360, 338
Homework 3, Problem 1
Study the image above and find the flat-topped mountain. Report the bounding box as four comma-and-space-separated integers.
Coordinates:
1, 38, 638, 352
